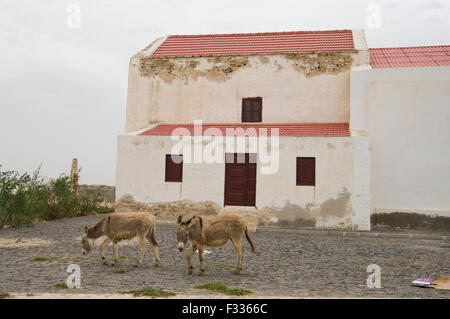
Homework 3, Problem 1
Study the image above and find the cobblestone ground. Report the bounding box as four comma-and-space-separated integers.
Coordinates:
0, 214, 449, 298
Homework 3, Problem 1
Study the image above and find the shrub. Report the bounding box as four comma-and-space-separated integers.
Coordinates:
0, 168, 49, 227
0, 166, 114, 228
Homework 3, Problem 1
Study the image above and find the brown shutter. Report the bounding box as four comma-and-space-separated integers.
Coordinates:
165, 154, 183, 182
296, 157, 315, 186
242, 97, 262, 122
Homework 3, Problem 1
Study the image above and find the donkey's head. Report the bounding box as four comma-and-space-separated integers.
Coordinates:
81, 226, 95, 255
176, 215, 202, 252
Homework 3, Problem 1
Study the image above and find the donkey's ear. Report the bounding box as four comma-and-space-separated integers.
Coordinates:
177, 215, 183, 224
184, 217, 194, 225
84, 226, 88, 234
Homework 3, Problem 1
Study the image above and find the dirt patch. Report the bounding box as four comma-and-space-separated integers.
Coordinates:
0, 238, 54, 249
258, 189, 353, 228
274, 217, 316, 228
267, 202, 316, 227
319, 189, 353, 218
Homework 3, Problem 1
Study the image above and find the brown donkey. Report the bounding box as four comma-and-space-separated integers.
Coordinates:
81, 212, 160, 267
176, 214, 255, 274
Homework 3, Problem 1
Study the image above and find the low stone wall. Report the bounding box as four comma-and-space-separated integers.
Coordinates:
79, 185, 115, 203
115, 194, 273, 230
114, 194, 358, 231
115, 194, 221, 219
371, 212, 450, 231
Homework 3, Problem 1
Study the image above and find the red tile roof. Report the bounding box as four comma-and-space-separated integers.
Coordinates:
370, 46, 450, 69
151, 30, 355, 57
140, 123, 350, 137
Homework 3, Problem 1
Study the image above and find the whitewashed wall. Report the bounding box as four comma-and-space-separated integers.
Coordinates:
116, 135, 369, 229
351, 66, 450, 217
125, 54, 357, 133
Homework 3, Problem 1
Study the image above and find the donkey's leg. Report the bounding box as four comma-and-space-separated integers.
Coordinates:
136, 234, 147, 267
112, 241, 119, 266
230, 238, 243, 274
198, 245, 205, 274
148, 227, 160, 267
152, 244, 160, 267
186, 242, 194, 274
100, 238, 112, 265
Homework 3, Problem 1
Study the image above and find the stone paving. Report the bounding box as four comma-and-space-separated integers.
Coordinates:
0, 214, 449, 298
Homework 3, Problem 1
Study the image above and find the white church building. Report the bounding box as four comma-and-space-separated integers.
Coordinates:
116, 29, 450, 231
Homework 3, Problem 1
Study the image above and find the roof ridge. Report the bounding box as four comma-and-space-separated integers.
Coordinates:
370, 45, 450, 50
167, 29, 353, 38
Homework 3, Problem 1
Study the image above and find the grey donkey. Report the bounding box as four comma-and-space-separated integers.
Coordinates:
81, 212, 160, 267
176, 214, 255, 274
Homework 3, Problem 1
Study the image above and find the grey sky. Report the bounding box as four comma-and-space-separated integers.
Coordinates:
0, 0, 449, 185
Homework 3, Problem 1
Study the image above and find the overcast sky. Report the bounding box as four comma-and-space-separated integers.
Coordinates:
0, 0, 449, 186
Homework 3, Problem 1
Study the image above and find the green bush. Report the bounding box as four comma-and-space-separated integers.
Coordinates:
0, 167, 113, 228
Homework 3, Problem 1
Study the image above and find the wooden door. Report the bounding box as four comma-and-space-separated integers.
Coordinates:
224, 153, 256, 206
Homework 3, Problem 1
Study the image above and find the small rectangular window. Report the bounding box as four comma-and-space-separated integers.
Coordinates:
296, 157, 315, 186
165, 154, 183, 182
242, 97, 262, 122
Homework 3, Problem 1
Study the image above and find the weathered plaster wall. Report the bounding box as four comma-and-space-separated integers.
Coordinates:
124, 51, 365, 132
350, 136, 370, 230
351, 66, 450, 217
116, 135, 369, 229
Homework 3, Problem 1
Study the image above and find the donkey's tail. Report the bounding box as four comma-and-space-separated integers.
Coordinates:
245, 227, 255, 253
147, 222, 158, 246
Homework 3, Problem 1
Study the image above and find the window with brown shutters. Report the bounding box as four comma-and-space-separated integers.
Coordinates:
242, 97, 262, 122
165, 154, 183, 182
296, 157, 315, 186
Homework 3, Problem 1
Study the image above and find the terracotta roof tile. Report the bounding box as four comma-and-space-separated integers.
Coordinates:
140, 123, 350, 137
151, 30, 355, 57
370, 46, 450, 68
